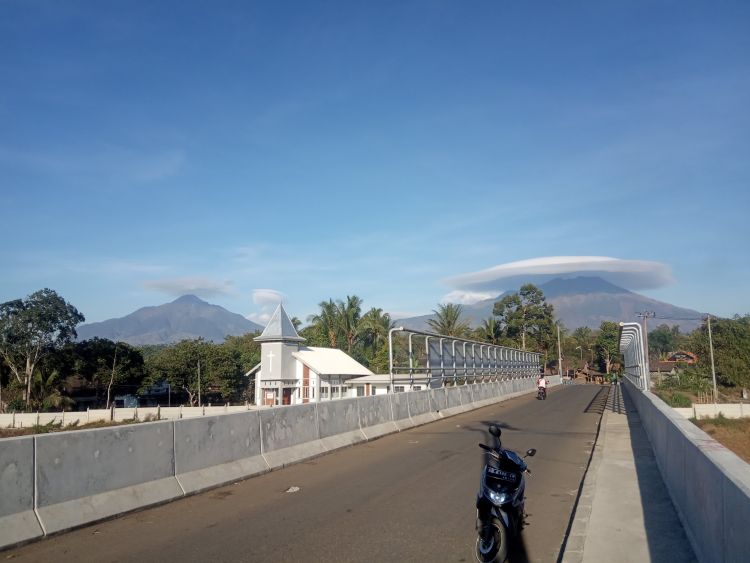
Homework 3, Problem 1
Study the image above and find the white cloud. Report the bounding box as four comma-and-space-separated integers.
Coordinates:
143, 277, 234, 297
246, 288, 286, 326
252, 288, 285, 306
445, 256, 674, 292
247, 311, 273, 325
440, 290, 498, 305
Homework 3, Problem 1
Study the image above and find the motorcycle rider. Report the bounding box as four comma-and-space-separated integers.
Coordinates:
536, 374, 547, 398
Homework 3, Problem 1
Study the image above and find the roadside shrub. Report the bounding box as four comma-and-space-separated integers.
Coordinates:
662, 392, 692, 408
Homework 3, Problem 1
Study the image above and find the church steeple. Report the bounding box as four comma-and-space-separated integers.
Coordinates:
254, 303, 305, 343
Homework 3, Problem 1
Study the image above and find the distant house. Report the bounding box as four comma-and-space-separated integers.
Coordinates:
653, 350, 698, 373
345, 372, 432, 397
250, 304, 374, 406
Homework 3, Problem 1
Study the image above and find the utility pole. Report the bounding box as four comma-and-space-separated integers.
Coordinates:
198, 360, 202, 408
106, 344, 118, 410
557, 324, 563, 377
707, 315, 718, 404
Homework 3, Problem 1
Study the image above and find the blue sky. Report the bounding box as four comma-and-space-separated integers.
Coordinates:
1, 1, 748, 325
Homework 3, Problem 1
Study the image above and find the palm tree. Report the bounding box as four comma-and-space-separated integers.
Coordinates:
427, 303, 470, 337
336, 295, 363, 354
307, 299, 339, 347
358, 307, 395, 351
480, 317, 502, 344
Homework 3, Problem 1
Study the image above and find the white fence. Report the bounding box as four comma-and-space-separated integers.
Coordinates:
673, 403, 749, 420
0, 404, 256, 429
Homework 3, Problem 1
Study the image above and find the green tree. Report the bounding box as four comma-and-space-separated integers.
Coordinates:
0, 289, 85, 408
143, 339, 212, 406
308, 299, 340, 347
336, 295, 363, 354
222, 333, 262, 372
358, 307, 394, 353
478, 317, 503, 344
427, 303, 470, 337
649, 324, 681, 359
690, 315, 750, 392
492, 284, 554, 350
73, 338, 146, 408
595, 321, 621, 374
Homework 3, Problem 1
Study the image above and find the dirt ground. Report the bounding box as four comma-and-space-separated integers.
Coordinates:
693, 417, 750, 463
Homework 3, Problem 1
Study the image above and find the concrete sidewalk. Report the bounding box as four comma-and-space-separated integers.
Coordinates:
561, 384, 697, 563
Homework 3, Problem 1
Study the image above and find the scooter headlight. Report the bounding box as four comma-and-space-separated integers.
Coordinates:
484, 486, 510, 505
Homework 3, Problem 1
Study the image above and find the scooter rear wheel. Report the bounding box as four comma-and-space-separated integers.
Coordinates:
475, 518, 508, 563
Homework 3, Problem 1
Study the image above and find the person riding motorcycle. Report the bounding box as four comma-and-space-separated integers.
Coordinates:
536, 375, 547, 400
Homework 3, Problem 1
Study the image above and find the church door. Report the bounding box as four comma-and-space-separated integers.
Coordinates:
282, 388, 292, 405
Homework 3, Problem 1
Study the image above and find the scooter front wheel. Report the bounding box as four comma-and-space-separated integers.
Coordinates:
475, 518, 508, 563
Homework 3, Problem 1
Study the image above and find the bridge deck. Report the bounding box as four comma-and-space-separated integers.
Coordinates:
5, 385, 694, 562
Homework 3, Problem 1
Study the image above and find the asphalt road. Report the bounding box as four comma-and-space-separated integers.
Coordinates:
8, 384, 607, 563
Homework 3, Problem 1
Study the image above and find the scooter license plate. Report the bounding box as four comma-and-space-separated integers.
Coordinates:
488, 467, 517, 482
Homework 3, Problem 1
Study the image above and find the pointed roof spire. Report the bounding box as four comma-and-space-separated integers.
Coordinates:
254, 303, 305, 343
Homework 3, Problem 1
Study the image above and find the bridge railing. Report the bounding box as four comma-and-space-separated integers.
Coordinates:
387, 327, 541, 389
618, 321, 750, 561
618, 322, 650, 391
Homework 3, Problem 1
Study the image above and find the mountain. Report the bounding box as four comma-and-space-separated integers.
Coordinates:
394, 276, 704, 333
76, 295, 264, 345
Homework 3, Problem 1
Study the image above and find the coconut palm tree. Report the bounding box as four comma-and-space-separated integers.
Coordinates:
427, 303, 470, 337
336, 295, 363, 354
358, 307, 395, 352
307, 299, 339, 347
480, 317, 502, 344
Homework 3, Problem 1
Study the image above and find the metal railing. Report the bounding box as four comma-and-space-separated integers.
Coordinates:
387, 327, 541, 389
618, 322, 650, 391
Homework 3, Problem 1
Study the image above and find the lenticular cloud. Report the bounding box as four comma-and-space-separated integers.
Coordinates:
445, 256, 674, 292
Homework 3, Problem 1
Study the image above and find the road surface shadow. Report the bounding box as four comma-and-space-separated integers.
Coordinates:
583, 386, 610, 414
508, 529, 531, 563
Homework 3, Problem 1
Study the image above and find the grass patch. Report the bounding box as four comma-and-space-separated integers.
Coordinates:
693, 416, 750, 464
654, 390, 693, 408
0, 417, 142, 438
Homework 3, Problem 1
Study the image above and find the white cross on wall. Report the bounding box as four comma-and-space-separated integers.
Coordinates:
267, 350, 275, 372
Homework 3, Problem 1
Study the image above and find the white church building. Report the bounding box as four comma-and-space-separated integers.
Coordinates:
250, 304, 375, 406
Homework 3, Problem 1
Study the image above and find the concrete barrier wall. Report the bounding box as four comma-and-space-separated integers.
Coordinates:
673, 403, 749, 420
174, 411, 267, 494
0, 377, 552, 551
357, 395, 398, 439
407, 389, 436, 426
316, 398, 365, 450
35, 421, 183, 535
429, 387, 448, 413
0, 437, 42, 548
622, 379, 750, 563
389, 392, 412, 430
259, 403, 324, 469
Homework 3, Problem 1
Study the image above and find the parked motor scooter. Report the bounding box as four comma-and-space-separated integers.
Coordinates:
475, 425, 536, 563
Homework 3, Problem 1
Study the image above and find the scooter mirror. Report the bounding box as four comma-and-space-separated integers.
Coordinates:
525, 448, 537, 457
488, 425, 502, 438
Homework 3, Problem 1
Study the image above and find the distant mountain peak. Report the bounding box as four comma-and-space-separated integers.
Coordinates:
172, 294, 206, 304
397, 275, 701, 332
539, 276, 633, 298
77, 296, 264, 345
